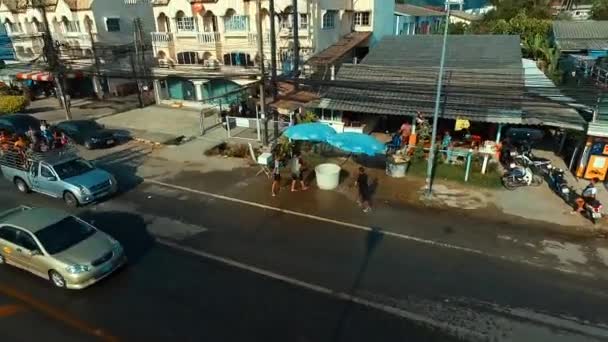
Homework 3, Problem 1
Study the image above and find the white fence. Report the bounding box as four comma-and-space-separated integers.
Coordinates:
225, 116, 288, 142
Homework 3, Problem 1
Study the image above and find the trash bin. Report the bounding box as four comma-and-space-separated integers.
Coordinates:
315, 163, 341, 190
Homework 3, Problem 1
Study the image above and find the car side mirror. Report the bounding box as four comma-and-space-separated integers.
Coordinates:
46, 176, 56, 181
30, 249, 41, 256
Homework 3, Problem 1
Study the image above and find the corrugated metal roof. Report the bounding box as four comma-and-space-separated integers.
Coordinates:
450, 10, 481, 22
555, 39, 608, 51
553, 21, 608, 51
307, 32, 371, 66
314, 64, 524, 124
361, 35, 523, 69
394, 3, 445, 17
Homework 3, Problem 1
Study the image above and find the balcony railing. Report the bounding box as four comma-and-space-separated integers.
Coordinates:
151, 32, 173, 42
247, 32, 270, 44
197, 32, 220, 44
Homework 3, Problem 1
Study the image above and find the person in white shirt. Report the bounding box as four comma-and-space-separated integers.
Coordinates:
575, 177, 599, 213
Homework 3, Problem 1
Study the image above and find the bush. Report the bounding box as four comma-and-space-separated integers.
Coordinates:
0, 95, 28, 114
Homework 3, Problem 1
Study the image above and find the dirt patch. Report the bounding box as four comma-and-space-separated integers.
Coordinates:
204, 142, 259, 159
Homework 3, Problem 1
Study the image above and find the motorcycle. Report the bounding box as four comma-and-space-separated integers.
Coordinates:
583, 198, 603, 224
502, 163, 543, 190
512, 145, 552, 174
546, 166, 572, 203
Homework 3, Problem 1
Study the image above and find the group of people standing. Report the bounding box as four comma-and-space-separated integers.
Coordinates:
0, 121, 69, 158
269, 151, 372, 213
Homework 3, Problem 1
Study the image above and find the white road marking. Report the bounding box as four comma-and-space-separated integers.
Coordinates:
144, 179, 598, 278
145, 179, 483, 254
157, 238, 487, 341
158, 238, 608, 341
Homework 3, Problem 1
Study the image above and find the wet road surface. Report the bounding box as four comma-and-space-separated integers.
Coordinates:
0, 179, 607, 341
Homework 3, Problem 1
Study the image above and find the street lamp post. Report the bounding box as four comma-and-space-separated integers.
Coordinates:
425, 2, 451, 197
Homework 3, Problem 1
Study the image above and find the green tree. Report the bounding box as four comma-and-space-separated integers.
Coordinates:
591, 0, 608, 19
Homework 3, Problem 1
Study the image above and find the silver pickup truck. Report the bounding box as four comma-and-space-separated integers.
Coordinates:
0, 149, 117, 207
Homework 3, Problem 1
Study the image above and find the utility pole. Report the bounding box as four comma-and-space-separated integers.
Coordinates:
256, 0, 268, 145
129, 51, 144, 108
134, 18, 148, 81
32, 0, 71, 120
425, 2, 450, 197
88, 27, 103, 100
132, 19, 144, 108
269, 0, 278, 99
291, 0, 299, 88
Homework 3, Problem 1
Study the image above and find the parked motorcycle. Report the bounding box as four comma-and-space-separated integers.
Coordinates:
513, 146, 552, 174
546, 166, 572, 203
502, 163, 543, 190
581, 198, 603, 224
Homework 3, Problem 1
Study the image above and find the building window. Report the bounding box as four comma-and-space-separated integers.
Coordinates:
105, 18, 120, 32
176, 16, 195, 32
354, 11, 370, 26
280, 15, 292, 30
224, 15, 248, 32
322, 11, 335, 29
63, 19, 81, 33
299, 14, 307, 29
177, 51, 197, 64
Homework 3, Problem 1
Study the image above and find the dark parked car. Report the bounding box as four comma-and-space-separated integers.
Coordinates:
54, 120, 116, 149
0, 114, 41, 135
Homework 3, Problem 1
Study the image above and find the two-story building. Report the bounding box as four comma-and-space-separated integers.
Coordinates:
0, 0, 155, 98
150, 0, 394, 106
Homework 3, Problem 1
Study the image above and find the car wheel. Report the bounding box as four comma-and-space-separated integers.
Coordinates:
14, 177, 30, 193
84, 141, 92, 149
0, 254, 5, 265
49, 270, 66, 288
63, 191, 79, 208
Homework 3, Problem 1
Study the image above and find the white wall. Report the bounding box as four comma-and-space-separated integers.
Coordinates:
91, 0, 155, 46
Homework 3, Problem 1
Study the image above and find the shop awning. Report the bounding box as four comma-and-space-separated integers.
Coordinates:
16, 71, 54, 82
15, 70, 86, 82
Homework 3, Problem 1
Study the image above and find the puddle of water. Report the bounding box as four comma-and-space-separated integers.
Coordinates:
541, 240, 588, 266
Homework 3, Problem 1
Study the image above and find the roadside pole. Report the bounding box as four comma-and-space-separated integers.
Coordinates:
132, 19, 144, 108
269, 0, 278, 99
291, 0, 299, 88
34, 0, 71, 120
88, 27, 103, 100
425, 3, 450, 197
130, 52, 144, 108
257, 0, 269, 145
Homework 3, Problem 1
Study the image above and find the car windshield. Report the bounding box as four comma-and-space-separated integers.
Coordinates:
35, 216, 96, 255
53, 159, 94, 179
71, 121, 102, 133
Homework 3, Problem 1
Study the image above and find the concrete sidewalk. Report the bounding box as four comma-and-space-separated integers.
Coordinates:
25, 95, 141, 123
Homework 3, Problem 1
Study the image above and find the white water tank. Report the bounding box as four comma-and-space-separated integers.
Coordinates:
315, 163, 341, 190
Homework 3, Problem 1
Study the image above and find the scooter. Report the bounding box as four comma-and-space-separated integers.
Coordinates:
584, 198, 603, 224
513, 145, 552, 174
546, 166, 572, 203
502, 163, 543, 190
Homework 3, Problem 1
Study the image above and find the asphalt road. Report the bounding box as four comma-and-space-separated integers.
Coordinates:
1, 178, 608, 341
0, 186, 461, 342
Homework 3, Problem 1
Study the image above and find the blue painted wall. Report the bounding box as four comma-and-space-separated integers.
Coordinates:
0, 25, 14, 60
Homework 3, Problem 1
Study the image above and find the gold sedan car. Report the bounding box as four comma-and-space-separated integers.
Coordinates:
0, 206, 126, 289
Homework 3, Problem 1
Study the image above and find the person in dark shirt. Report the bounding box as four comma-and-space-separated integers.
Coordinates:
355, 167, 371, 213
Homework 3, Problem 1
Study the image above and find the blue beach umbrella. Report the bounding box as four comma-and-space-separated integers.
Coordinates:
326, 132, 386, 156
283, 122, 337, 141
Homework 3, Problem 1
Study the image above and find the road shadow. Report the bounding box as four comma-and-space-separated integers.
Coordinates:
92, 146, 151, 194
78, 210, 155, 264
22, 106, 57, 114
332, 227, 383, 342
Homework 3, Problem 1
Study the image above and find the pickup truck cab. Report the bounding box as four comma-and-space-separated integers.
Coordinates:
0, 150, 117, 207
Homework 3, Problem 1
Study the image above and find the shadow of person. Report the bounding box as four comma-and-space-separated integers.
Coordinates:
332, 227, 384, 341
78, 210, 155, 265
